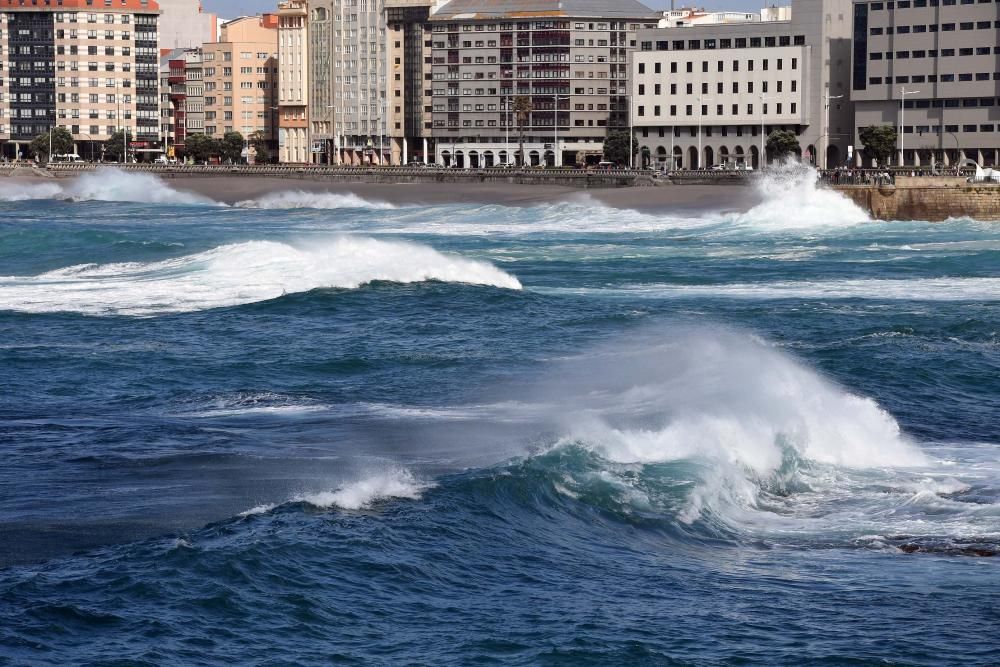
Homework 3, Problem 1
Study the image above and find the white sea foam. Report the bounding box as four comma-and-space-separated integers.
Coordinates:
61, 169, 219, 205
0, 236, 522, 316
0, 180, 64, 201
233, 190, 395, 210
297, 468, 432, 510
527, 326, 931, 530
728, 161, 872, 229
0, 168, 218, 205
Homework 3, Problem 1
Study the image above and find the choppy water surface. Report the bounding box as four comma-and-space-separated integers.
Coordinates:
1, 168, 998, 665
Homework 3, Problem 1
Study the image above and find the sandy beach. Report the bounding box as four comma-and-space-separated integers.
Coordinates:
3, 169, 759, 213
163, 174, 759, 212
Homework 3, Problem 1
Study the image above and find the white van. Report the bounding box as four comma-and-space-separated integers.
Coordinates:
52, 153, 84, 163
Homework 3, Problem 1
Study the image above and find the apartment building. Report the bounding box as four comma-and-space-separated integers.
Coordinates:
631, 0, 854, 170
277, 0, 308, 163
384, 0, 441, 165
851, 0, 1000, 167
159, 47, 203, 159
0, 0, 161, 160
306, 0, 389, 165
202, 14, 278, 158
428, 0, 658, 168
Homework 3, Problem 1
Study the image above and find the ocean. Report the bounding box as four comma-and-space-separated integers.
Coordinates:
0, 168, 998, 665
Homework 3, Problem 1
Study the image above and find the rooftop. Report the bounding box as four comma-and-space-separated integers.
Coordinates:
431, 0, 658, 20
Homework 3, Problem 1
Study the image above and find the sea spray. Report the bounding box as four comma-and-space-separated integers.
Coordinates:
0, 236, 522, 315
296, 468, 432, 510
731, 160, 871, 229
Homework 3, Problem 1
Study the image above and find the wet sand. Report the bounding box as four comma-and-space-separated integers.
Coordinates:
158, 175, 758, 213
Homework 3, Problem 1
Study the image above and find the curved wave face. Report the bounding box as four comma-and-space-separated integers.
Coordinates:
0, 236, 521, 315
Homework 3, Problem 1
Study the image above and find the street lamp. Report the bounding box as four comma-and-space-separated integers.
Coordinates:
696, 95, 712, 170
552, 94, 570, 167
899, 86, 920, 167
759, 93, 776, 169
820, 93, 844, 169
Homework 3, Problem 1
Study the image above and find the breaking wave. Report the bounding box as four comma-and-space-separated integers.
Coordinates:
0, 236, 521, 316
0, 168, 217, 205
296, 468, 433, 510
730, 161, 872, 229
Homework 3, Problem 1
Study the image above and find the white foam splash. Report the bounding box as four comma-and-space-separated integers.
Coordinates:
527, 326, 929, 529
730, 161, 871, 229
0, 236, 522, 316
234, 190, 395, 210
297, 468, 432, 510
0, 168, 217, 205
0, 180, 64, 201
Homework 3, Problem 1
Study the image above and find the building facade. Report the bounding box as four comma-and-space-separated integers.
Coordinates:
631, 0, 854, 170
428, 0, 659, 168
202, 14, 278, 158
306, 0, 390, 165
157, 0, 217, 50
0, 0, 161, 160
851, 0, 1000, 167
278, 0, 309, 163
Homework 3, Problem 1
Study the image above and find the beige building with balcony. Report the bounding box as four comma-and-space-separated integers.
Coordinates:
202, 14, 278, 158
0, 0, 161, 160
278, 0, 309, 163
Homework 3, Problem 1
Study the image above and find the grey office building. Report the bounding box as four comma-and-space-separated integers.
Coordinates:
632, 0, 854, 170
851, 0, 1000, 167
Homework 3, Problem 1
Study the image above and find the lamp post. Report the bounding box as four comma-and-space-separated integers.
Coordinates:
759, 93, 775, 169
898, 86, 920, 167
696, 95, 712, 169
552, 93, 570, 167
628, 93, 634, 169
820, 93, 844, 169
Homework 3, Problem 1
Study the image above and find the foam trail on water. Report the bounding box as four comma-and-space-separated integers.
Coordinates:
730, 161, 871, 229
547, 277, 1000, 302
297, 468, 432, 510
234, 190, 395, 210
0, 236, 521, 316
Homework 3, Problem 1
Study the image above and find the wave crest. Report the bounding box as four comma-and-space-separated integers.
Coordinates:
0, 236, 522, 316
234, 190, 394, 210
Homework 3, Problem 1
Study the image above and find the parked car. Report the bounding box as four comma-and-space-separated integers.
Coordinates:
154, 155, 178, 165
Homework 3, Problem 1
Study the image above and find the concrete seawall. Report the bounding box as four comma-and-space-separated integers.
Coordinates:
832, 176, 1000, 221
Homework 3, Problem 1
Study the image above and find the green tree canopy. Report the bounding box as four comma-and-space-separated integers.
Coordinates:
248, 130, 270, 164
183, 133, 219, 164
859, 125, 897, 166
219, 131, 245, 163
766, 130, 800, 161
602, 130, 637, 167
31, 127, 75, 162
102, 130, 128, 162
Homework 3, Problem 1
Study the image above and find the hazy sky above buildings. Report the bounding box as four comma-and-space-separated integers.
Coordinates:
200, 0, 763, 21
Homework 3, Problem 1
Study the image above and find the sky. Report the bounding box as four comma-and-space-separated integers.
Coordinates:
200, 0, 764, 21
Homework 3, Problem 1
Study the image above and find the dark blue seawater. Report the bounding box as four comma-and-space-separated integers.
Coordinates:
1, 169, 999, 665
